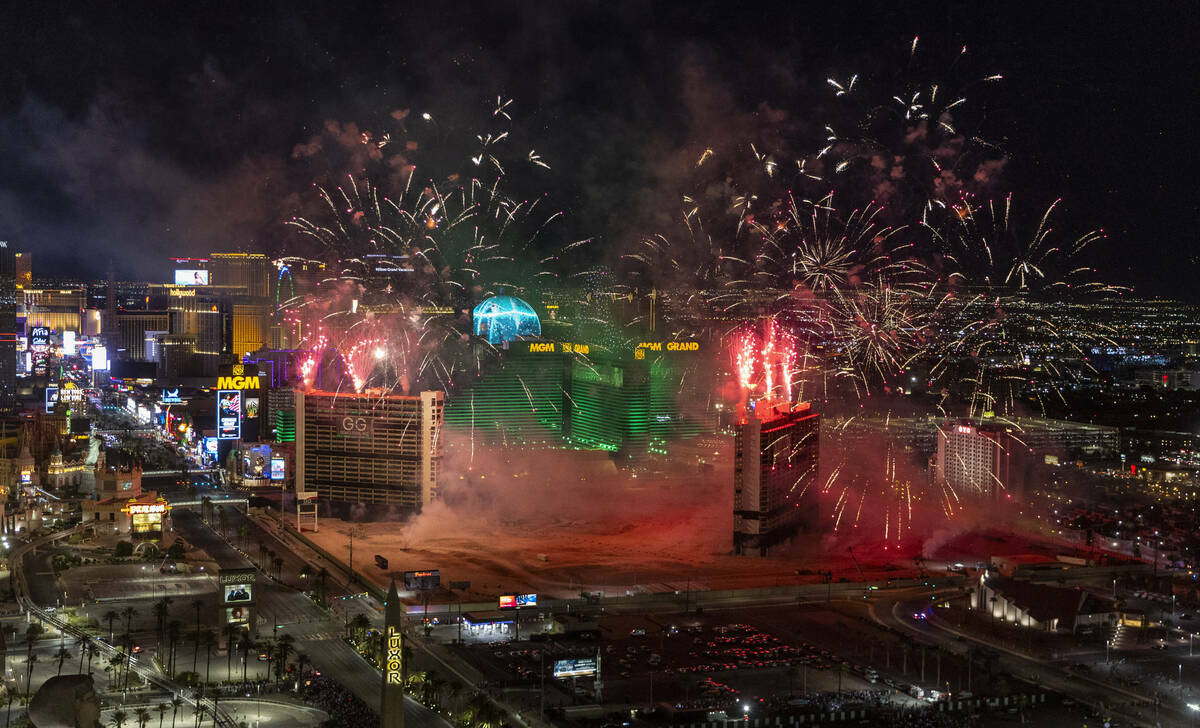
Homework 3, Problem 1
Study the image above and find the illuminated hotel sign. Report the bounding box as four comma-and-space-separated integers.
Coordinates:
125, 503, 168, 515
216, 375, 260, 389
528, 342, 590, 355
636, 341, 700, 351
217, 364, 260, 390
385, 626, 403, 685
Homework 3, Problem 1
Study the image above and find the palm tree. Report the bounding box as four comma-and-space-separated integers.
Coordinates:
110, 709, 129, 728
103, 610, 119, 642
121, 606, 138, 651
316, 567, 329, 605
198, 629, 216, 685
54, 645, 71, 675
156, 703, 169, 728
238, 633, 255, 685
348, 614, 370, 641
225, 625, 242, 678
191, 599, 204, 673
76, 635, 89, 673
25, 653, 38, 695
153, 598, 171, 650
274, 634, 294, 683
135, 706, 150, 728
170, 697, 184, 728
193, 704, 207, 728
167, 620, 182, 675
107, 653, 126, 689
296, 653, 309, 687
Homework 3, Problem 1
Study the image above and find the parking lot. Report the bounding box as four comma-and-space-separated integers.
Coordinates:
449, 605, 938, 717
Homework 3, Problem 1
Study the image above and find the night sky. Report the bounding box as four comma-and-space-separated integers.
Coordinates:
0, 2, 1196, 298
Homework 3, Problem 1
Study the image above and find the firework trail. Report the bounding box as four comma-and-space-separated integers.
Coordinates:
280, 98, 591, 395
920, 195, 1127, 416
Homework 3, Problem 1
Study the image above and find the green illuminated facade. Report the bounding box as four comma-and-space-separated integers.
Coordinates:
444, 342, 704, 460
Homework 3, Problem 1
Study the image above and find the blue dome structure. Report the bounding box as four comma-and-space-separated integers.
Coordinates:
472, 295, 541, 345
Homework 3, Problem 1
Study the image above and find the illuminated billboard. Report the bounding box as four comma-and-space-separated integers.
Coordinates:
174, 269, 210, 286
224, 583, 253, 603
45, 387, 58, 413
217, 390, 242, 439
205, 437, 218, 455
224, 606, 249, 629
62, 330, 76, 355
552, 658, 597, 679
28, 326, 50, 349
245, 396, 259, 419
91, 345, 108, 370
270, 457, 286, 481
498, 593, 536, 609
403, 570, 441, 590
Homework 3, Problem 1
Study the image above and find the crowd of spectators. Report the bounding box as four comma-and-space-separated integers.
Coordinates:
302, 677, 380, 728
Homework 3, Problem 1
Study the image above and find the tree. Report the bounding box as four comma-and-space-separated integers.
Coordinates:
135, 706, 151, 728
77, 635, 90, 674
274, 634, 294, 683
196, 629, 215, 685
156, 703, 169, 728
110, 709, 129, 728
238, 633, 255, 684
25, 623, 45, 674
54, 645, 71, 675
167, 541, 186, 560
167, 620, 183, 675
115, 541, 134, 558
103, 610, 119, 642
316, 567, 329, 606
25, 653, 38, 695
191, 598, 205, 675
170, 697, 184, 728
348, 614, 370, 642
122, 606, 138, 650
296, 653, 309, 687
107, 653, 127, 690
225, 625, 242, 678
153, 598, 171, 651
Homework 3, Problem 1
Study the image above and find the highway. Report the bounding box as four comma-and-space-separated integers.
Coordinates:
871, 587, 1185, 727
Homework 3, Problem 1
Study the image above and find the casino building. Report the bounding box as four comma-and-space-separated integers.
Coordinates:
733, 402, 820, 556
295, 389, 444, 510
443, 294, 707, 462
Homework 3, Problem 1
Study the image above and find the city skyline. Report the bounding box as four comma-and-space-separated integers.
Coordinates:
0, 3, 1196, 298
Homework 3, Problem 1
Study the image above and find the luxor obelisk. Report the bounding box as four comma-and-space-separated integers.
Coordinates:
381, 580, 405, 728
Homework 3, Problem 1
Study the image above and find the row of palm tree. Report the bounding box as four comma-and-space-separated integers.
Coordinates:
107, 696, 209, 728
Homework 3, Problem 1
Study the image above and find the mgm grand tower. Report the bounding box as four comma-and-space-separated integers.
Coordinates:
443, 293, 709, 465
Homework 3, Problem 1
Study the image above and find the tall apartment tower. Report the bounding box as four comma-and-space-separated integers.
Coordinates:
733, 402, 820, 556
295, 389, 444, 510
